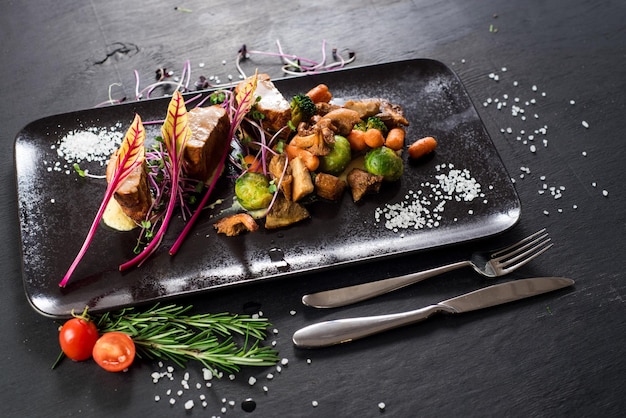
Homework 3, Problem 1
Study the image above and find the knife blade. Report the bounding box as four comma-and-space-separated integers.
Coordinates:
292, 277, 574, 348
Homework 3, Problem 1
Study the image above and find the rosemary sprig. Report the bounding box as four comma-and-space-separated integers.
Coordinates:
94, 304, 279, 374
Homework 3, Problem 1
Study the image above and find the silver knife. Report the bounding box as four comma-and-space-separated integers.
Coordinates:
292, 277, 574, 348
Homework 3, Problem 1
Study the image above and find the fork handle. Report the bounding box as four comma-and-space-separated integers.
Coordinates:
302, 261, 470, 308
292, 304, 454, 348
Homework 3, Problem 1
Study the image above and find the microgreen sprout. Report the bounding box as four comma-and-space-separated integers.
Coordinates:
73, 163, 86, 177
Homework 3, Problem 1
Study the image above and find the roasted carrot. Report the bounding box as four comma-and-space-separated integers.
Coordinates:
385, 127, 405, 151
363, 128, 385, 148
285, 144, 320, 172
408, 136, 438, 159
243, 154, 263, 173
347, 129, 368, 151
305, 84, 332, 103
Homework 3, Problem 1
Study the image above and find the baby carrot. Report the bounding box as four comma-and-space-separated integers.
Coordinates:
347, 129, 368, 151
305, 84, 332, 103
363, 128, 385, 148
243, 154, 262, 172
408, 136, 438, 159
385, 127, 405, 151
285, 144, 320, 171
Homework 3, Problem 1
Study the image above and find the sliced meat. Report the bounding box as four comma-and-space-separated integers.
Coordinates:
236, 74, 291, 137
346, 168, 384, 202
106, 152, 151, 222
214, 213, 259, 236
315, 172, 346, 201
265, 194, 310, 229
185, 105, 231, 182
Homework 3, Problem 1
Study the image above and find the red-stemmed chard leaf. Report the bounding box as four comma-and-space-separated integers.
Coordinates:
169, 72, 259, 255
119, 91, 191, 270
59, 114, 146, 287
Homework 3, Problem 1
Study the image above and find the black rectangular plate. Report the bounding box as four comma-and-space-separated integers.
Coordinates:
14, 59, 520, 318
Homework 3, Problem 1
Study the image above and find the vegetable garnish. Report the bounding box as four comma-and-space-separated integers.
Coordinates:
93, 304, 279, 374
120, 91, 191, 270
59, 114, 146, 287
97, 40, 355, 106
169, 72, 259, 255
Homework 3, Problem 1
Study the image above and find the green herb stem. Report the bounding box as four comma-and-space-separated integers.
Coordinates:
93, 304, 279, 374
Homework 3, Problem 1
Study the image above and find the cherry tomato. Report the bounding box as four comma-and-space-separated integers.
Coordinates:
58, 310, 99, 361
92, 332, 136, 372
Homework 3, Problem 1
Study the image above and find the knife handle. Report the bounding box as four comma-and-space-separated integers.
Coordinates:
301, 261, 470, 308
292, 304, 455, 348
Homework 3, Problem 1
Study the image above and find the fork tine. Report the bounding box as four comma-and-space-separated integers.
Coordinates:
499, 238, 553, 273
490, 228, 547, 259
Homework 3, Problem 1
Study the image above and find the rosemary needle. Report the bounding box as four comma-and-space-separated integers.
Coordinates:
93, 304, 279, 374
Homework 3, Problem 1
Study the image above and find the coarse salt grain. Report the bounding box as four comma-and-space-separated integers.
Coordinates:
54, 127, 123, 168
184, 400, 194, 410
582, 120, 589, 128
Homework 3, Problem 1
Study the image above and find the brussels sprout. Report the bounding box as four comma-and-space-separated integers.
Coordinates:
364, 146, 404, 181
235, 172, 273, 210
319, 135, 352, 175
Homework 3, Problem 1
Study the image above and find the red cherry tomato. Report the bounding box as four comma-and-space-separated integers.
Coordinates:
92, 332, 136, 372
58, 312, 99, 361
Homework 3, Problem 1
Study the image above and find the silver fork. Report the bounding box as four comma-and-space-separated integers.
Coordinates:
302, 229, 553, 308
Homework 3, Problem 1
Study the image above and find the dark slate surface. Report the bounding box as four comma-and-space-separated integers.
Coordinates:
2, 0, 625, 416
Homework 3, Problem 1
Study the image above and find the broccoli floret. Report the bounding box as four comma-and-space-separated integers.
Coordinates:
290, 94, 317, 129
365, 117, 388, 135
353, 120, 367, 132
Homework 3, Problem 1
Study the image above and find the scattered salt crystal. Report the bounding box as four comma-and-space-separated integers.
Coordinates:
602, 190, 609, 196
290, 310, 297, 316
184, 400, 194, 410
582, 120, 589, 128
378, 402, 386, 410
543, 210, 550, 216
154, 395, 160, 402
312, 401, 319, 407
248, 376, 257, 386
582, 151, 587, 157
570, 100, 576, 105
